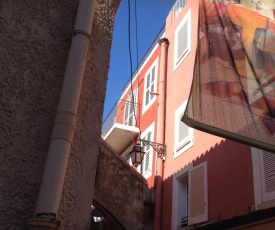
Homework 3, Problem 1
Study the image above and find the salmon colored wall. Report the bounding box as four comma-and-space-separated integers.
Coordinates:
117, 1, 256, 228
160, 1, 255, 229
139, 47, 161, 188
161, 2, 201, 228
117, 45, 161, 188
194, 140, 255, 222
164, 0, 210, 180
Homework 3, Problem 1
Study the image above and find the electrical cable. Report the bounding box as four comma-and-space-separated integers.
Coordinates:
134, 0, 142, 138
128, 0, 144, 225
127, 0, 140, 137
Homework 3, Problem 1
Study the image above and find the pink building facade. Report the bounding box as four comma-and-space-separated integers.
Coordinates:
102, 0, 275, 229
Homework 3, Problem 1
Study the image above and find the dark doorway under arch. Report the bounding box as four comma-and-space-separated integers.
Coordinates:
90, 199, 125, 230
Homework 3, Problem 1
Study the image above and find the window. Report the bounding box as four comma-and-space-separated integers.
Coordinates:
172, 162, 208, 229
174, 9, 191, 70
138, 122, 155, 179
174, 100, 194, 158
251, 148, 275, 208
143, 58, 158, 114
124, 88, 138, 126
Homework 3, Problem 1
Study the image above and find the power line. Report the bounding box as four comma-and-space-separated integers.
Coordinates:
127, 0, 139, 134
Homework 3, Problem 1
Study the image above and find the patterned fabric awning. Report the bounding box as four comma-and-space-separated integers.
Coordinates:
183, 0, 275, 152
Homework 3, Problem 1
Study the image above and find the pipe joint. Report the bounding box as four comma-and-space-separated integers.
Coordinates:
51, 111, 76, 143
158, 37, 169, 46
73, 29, 91, 39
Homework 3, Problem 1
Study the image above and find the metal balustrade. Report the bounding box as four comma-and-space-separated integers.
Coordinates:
173, 0, 189, 21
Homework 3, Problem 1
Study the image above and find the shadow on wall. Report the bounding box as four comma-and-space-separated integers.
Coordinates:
161, 139, 255, 229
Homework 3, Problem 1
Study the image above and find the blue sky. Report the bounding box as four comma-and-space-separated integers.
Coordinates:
103, 0, 175, 119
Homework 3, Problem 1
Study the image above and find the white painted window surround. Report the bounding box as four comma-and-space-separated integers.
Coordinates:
251, 148, 275, 208
142, 58, 158, 114
174, 8, 191, 71
174, 100, 194, 158
137, 122, 155, 179
172, 162, 208, 229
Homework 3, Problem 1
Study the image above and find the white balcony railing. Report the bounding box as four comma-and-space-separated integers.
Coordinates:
173, 0, 189, 21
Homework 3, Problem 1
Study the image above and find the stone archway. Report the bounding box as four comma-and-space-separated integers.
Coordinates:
90, 199, 124, 230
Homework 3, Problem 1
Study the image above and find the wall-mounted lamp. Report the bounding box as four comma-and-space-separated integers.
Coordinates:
129, 144, 146, 167
129, 140, 166, 166
140, 139, 166, 160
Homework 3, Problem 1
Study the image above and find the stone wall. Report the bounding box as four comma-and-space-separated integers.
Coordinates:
0, 0, 119, 229
94, 141, 151, 230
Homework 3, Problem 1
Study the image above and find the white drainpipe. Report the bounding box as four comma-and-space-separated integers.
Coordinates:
35, 0, 97, 218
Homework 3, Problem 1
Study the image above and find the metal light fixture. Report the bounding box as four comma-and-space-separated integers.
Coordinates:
129, 144, 146, 167
139, 139, 166, 160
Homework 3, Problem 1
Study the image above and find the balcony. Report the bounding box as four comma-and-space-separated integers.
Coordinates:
173, 0, 189, 21
102, 99, 140, 154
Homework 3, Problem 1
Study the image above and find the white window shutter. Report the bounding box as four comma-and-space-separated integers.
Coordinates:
124, 88, 138, 126
179, 111, 190, 143
123, 100, 129, 123
150, 67, 155, 101
259, 150, 275, 202
145, 73, 150, 105
177, 21, 188, 60
142, 132, 152, 173
174, 9, 191, 70
174, 100, 194, 157
188, 162, 208, 225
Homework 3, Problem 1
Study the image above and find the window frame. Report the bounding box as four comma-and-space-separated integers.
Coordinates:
174, 8, 191, 71
174, 100, 194, 158
142, 58, 159, 114
172, 162, 208, 229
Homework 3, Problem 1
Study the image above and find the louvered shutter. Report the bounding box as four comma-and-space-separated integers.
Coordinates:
124, 89, 137, 126
176, 110, 191, 152
150, 67, 155, 101
145, 66, 156, 107
124, 100, 129, 124
259, 150, 275, 202
143, 132, 152, 173
177, 21, 188, 60
145, 73, 151, 106
129, 95, 135, 126
188, 162, 208, 225
179, 111, 190, 143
